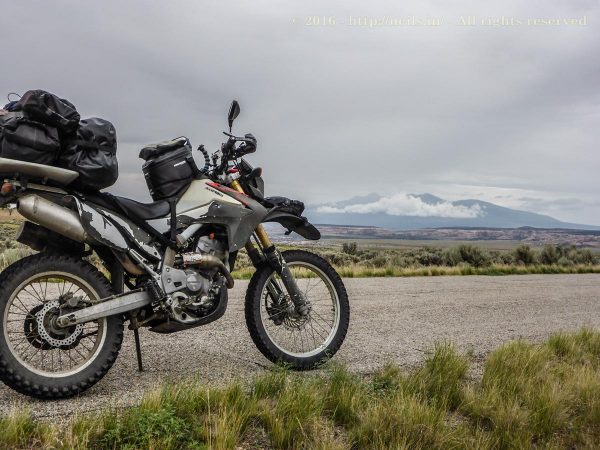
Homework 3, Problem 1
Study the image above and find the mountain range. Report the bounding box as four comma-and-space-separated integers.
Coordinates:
306, 193, 600, 231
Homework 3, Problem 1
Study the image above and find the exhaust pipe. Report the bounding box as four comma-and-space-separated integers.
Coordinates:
17, 194, 88, 243
182, 253, 235, 289
113, 251, 145, 276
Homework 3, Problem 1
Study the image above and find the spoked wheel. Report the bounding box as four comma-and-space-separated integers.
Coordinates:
246, 250, 350, 369
0, 253, 123, 399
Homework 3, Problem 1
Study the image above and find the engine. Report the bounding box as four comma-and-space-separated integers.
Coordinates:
169, 236, 229, 324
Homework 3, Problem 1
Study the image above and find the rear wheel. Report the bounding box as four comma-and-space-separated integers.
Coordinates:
245, 250, 350, 369
0, 253, 124, 399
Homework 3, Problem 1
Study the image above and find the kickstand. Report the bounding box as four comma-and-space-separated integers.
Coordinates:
109, 255, 144, 373
133, 328, 144, 372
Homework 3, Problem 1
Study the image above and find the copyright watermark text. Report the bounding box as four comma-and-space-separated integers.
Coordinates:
291, 15, 588, 29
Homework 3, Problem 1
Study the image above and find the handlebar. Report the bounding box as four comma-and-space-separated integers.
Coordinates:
222, 132, 257, 156
197, 132, 257, 177
221, 135, 237, 155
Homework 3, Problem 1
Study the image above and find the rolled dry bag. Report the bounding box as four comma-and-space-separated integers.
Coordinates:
16, 90, 80, 134
0, 112, 60, 165
58, 118, 118, 191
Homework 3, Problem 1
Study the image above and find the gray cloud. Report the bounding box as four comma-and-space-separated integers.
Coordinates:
0, 0, 598, 223
516, 196, 600, 218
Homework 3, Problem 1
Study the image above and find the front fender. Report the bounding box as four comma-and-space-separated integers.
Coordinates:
262, 209, 321, 240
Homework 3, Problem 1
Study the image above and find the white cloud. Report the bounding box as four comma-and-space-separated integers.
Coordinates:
317, 194, 484, 218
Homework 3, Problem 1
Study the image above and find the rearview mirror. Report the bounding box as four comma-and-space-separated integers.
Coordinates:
228, 100, 240, 132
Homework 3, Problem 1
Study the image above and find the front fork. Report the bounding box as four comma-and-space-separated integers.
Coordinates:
229, 180, 310, 316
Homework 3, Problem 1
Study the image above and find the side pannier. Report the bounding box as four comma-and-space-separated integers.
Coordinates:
0, 112, 60, 165
139, 137, 199, 200
58, 118, 118, 191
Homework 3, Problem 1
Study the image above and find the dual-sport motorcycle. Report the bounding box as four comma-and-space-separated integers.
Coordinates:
0, 101, 350, 399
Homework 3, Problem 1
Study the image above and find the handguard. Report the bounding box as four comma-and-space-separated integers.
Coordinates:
261, 196, 321, 240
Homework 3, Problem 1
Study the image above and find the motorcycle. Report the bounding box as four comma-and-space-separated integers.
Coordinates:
0, 101, 350, 399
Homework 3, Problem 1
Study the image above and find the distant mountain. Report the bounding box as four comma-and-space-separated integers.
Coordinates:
307, 193, 600, 231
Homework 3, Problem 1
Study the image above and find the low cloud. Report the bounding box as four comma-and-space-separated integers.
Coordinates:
317, 194, 484, 218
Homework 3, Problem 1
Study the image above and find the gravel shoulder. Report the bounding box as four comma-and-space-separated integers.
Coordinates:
1, 273, 599, 420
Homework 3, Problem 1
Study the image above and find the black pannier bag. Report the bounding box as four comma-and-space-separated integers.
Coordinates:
0, 112, 60, 165
15, 90, 80, 134
139, 137, 199, 201
58, 118, 118, 191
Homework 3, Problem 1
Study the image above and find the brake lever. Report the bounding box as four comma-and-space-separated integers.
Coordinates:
223, 131, 255, 144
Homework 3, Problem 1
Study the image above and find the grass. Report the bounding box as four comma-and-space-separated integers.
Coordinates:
232, 263, 600, 280
3, 329, 600, 449
230, 242, 600, 279
333, 263, 600, 278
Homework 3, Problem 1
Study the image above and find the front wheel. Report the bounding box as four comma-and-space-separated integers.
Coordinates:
245, 250, 350, 369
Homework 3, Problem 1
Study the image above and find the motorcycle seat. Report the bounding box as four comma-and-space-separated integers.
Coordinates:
113, 196, 171, 220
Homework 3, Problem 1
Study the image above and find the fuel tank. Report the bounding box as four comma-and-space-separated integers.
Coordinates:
148, 179, 267, 251
176, 179, 242, 216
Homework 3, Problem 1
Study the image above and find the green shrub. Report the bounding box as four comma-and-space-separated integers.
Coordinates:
370, 255, 389, 268
498, 252, 515, 265
571, 248, 595, 265
443, 247, 462, 266
0, 247, 33, 271
341, 242, 357, 255
321, 250, 360, 266
416, 249, 444, 266
390, 255, 412, 268
100, 406, 191, 449
558, 256, 574, 267
539, 244, 559, 265
443, 244, 490, 267
514, 245, 536, 265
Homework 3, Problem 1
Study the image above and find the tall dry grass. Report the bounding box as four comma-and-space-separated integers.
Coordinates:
2, 329, 600, 449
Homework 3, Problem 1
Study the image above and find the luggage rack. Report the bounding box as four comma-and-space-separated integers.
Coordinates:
0, 157, 79, 186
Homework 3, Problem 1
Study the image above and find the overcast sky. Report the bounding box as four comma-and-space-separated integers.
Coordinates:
1, 1, 598, 224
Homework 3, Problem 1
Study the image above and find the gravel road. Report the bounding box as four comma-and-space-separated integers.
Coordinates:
1, 274, 599, 419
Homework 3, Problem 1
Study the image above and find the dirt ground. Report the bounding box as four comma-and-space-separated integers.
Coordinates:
1, 273, 599, 420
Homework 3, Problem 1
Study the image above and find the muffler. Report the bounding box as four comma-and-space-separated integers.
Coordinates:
17, 194, 88, 243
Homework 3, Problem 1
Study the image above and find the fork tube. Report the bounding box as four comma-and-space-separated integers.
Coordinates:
229, 179, 309, 315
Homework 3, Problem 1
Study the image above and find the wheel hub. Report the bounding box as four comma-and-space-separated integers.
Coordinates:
267, 294, 311, 328
34, 300, 83, 348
